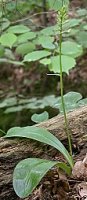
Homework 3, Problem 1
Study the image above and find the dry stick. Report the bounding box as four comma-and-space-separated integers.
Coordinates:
11, 11, 56, 25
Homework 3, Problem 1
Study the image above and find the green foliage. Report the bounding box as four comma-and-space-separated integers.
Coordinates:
5, 125, 73, 164
40, 25, 58, 35
76, 31, 87, 48
31, 111, 49, 123
0, 2, 86, 68
5, 126, 73, 166
0, 18, 10, 31
49, 55, 76, 74
48, 0, 69, 11
1, 92, 87, 114
13, 158, 58, 198
17, 32, 36, 44
24, 50, 51, 62
5, 125, 73, 198
0, 33, 17, 48
38, 35, 55, 49
59, 41, 83, 58
0, 2, 86, 70
7, 25, 30, 34
76, 8, 87, 17
16, 42, 35, 56
13, 158, 70, 198
53, 92, 83, 112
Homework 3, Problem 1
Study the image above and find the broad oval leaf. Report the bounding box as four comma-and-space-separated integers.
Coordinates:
60, 41, 83, 58
7, 25, 30, 34
83, 25, 87, 31
31, 111, 49, 123
5, 105, 24, 113
41, 41, 55, 50
38, 35, 55, 49
16, 42, 35, 56
52, 92, 82, 112
0, 18, 10, 31
76, 31, 87, 48
0, 33, 17, 48
40, 25, 58, 36
17, 32, 36, 44
38, 35, 54, 44
0, 97, 17, 108
48, 0, 69, 11
40, 58, 51, 65
76, 9, 87, 17
13, 158, 71, 198
23, 50, 51, 62
5, 126, 73, 168
49, 55, 76, 74
5, 49, 15, 60
67, 18, 82, 28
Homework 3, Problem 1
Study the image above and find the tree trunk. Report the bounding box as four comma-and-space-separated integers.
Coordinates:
0, 106, 87, 200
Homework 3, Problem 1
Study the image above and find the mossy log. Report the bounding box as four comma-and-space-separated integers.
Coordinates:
0, 106, 87, 200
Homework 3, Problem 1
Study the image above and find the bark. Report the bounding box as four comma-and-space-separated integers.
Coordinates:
0, 106, 87, 200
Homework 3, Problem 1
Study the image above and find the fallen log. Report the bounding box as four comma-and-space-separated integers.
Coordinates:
0, 106, 87, 200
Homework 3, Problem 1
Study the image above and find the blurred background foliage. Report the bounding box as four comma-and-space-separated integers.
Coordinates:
0, 0, 87, 132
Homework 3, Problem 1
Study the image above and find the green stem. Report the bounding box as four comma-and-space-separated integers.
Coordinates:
59, 15, 72, 156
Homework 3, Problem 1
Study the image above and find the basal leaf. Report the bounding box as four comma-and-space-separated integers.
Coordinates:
5, 126, 73, 168
13, 158, 71, 198
13, 158, 57, 198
